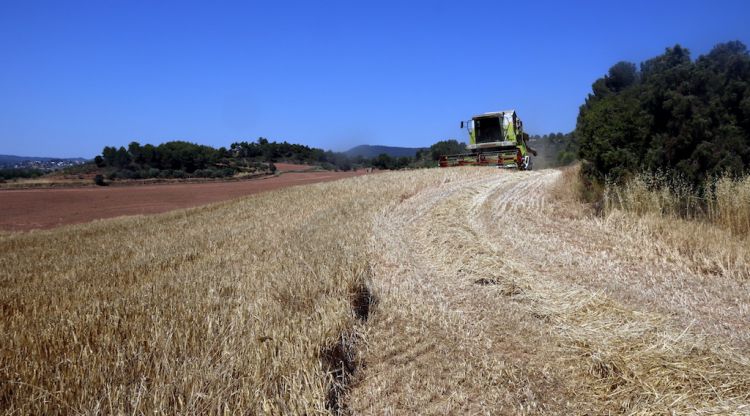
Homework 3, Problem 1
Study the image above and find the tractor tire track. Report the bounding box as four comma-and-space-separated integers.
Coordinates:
349, 170, 577, 414
348, 168, 750, 414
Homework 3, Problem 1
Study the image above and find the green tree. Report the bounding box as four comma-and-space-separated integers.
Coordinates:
576, 41, 750, 184
605, 61, 638, 92
429, 140, 466, 160
114, 147, 131, 169
128, 141, 143, 165
373, 153, 394, 169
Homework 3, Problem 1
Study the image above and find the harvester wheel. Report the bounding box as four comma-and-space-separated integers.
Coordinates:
517, 156, 532, 171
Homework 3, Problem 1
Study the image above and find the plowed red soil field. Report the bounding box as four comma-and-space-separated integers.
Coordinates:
0, 167, 367, 231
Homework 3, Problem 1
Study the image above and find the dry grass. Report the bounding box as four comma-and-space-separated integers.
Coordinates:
548, 163, 594, 219
0, 171, 445, 414
2, 167, 750, 414
604, 172, 700, 218
602, 171, 750, 281
711, 175, 750, 236
605, 171, 750, 236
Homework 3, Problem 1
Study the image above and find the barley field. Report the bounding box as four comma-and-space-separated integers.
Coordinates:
2, 168, 749, 414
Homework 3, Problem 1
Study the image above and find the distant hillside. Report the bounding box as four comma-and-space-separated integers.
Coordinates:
0, 154, 87, 164
345, 145, 426, 159
0, 154, 88, 169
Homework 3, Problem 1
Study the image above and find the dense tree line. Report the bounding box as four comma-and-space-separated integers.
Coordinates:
230, 138, 356, 171
577, 41, 750, 184
369, 154, 413, 170
97, 141, 233, 179
96, 137, 464, 180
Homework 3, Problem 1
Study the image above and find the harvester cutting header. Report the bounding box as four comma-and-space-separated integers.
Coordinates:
439, 110, 537, 170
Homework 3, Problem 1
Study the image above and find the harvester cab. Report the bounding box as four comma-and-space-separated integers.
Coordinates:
440, 110, 537, 169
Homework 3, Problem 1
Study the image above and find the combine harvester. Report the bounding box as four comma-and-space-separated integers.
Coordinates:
440, 110, 537, 170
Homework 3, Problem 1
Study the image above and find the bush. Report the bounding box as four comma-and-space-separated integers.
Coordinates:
93, 174, 107, 186
0, 168, 46, 180
192, 168, 228, 178
118, 170, 136, 180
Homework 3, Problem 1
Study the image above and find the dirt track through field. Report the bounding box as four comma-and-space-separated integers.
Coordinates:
0, 169, 365, 231
350, 169, 750, 414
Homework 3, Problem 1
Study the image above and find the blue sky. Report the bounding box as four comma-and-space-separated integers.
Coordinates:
1, 0, 749, 157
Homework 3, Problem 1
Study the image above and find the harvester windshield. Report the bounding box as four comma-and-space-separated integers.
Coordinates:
474, 117, 502, 144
